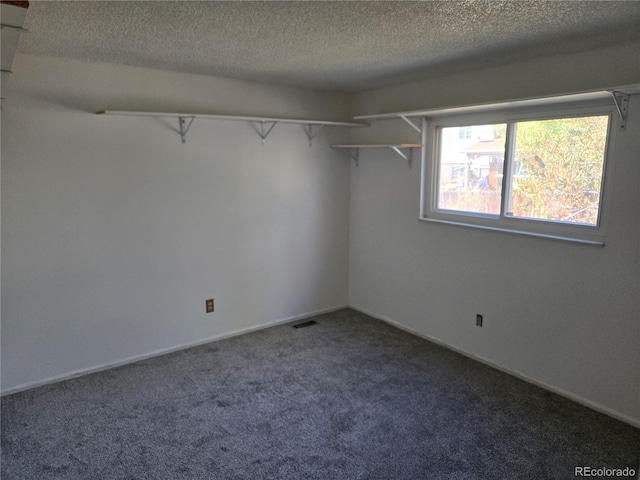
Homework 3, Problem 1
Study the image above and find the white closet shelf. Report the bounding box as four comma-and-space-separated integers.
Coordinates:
331, 144, 423, 165
97, 110, 368, 127
350, 90, 636, 135
1, 2, 30, 103
352, 89, 636, 121
331, 144, 422, 148
96, 110, 369, 144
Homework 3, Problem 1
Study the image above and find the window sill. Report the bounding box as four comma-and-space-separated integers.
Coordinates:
419, 217, 605, 246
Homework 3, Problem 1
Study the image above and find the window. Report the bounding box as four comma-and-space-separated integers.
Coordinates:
421, 100, 618, 245
458, 126, 472, 139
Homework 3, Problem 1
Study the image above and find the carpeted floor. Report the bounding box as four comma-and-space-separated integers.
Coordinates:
2, 309, 639, 479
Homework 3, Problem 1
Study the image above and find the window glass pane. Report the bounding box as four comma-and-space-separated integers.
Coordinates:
508, 116, 609, 225
437, 124, 506, 215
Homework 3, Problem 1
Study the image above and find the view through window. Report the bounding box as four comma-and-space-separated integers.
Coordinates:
435, 116, 609, 227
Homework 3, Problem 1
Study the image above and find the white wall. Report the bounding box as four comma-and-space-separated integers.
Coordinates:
349, 43, 640, 425
352, 41, 640, 119
1, 54, 352, 392
3, 43, 639, 427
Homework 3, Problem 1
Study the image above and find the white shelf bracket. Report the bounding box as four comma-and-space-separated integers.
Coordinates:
301, 124, 324, 147
178, 116, 195, 144
612, 91, 629, 130
98, 111, 367, 145
399, 115, 422, 136
253, 121, 278, 145
390, 146, 413, 165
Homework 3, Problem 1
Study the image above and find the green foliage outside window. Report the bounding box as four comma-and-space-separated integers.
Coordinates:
511, 116, 609, 225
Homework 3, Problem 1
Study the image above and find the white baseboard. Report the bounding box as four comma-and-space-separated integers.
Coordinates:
5, 302, 638, 429
349, 304, 640, 429
0, 304, 348, 396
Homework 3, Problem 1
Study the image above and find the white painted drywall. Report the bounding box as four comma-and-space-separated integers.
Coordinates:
1, 54, 352, 392
3, 43, 639, 428
349, 43, 640, 425
352, 42, 640, 120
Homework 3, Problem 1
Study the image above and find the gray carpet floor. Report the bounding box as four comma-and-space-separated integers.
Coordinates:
2, 309, 639, 479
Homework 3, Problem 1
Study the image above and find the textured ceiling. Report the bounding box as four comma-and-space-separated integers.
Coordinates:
18, 1, 640, 92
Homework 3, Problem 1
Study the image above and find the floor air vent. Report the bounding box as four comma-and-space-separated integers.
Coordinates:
292, 320, 317, 329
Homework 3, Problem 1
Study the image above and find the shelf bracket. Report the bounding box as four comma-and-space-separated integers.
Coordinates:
178, 116, 195, 144
301, 124, 324, 147
351, 148, 359, 167
254, 121, 277, 145
399, 115, 422, 136
390, 146, 413, 165
611, 91, 629, 130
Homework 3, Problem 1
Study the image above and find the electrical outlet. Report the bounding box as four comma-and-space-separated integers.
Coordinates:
206, 298, 214, 313
476, 314, 483, 327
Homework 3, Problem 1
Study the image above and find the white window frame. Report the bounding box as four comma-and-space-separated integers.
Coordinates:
420, 98, 620, 245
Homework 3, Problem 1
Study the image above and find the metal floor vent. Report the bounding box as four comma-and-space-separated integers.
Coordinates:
292, 320, 317, 329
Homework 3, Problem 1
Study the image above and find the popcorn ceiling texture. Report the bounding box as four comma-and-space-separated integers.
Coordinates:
18, 1, 640, 92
